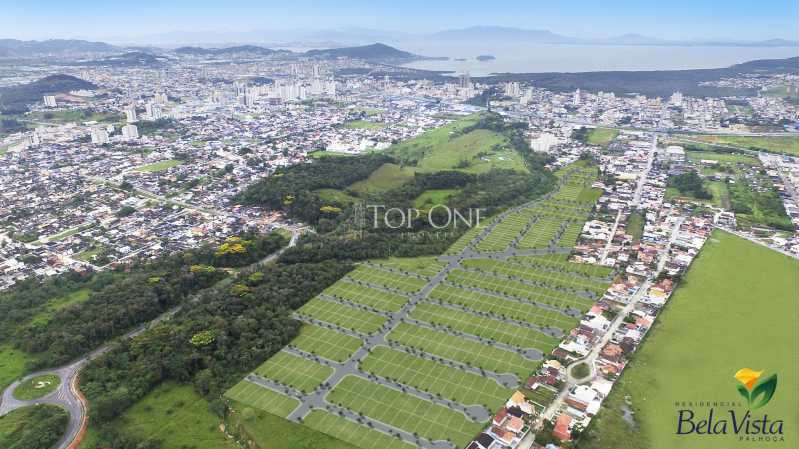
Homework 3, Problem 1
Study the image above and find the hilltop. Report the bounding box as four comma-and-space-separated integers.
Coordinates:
0, 74, 97, 113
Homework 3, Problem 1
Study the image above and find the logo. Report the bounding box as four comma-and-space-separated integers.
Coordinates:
734, 368, 778, 410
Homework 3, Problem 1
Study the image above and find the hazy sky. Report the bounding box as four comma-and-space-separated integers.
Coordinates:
3, 0, 798, 42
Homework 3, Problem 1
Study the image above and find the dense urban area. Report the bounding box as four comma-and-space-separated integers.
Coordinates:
1, 38, 798, 449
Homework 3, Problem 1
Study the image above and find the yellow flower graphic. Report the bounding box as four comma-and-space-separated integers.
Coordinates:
735, 368, 763, 390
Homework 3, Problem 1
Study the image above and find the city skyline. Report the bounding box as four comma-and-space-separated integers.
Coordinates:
3, 0, 799, 43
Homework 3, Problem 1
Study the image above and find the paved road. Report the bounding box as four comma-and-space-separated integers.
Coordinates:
599, 210, 623, 264
0, 229, 299, 449
632, 134, 657, 208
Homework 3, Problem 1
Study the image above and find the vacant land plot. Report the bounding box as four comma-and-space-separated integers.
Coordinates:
359, 346, 510, 409
254, 351, 333, 394
343, 120, 384, 129
225, 381, 299, 417
586, 128, 620, 146
304, 409, 418, 449
0, 344, 36, 390
371, 257, 447, 278
345, 265, 427, 294
386, 323, 535, 380
297, 298, 387, 335
323, 280, 410, 312
412, 189, 460, 208
134, 159, 184, 172
111, 382, 239, 449
580, 231, 799, 449
348, 163, 415, 194
686, 134, 799, 156
288, 324, 362, 362
327, 376, 483, 448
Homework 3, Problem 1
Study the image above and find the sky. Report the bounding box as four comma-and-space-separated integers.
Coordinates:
2, 0, 798, 43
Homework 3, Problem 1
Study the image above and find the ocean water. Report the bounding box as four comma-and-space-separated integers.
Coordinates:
397, 42, 799, 75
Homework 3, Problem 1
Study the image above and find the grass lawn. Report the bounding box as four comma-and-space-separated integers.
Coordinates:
686, 134, 799, 157
586, 128, 620, 146
225, 381, 300, 417
227, 401, 358, 449
684, 150, 760, 165
288, 324, 363, 362
303, 409, 418, 449
254, 351, 333, 394
28, 288, 92, 326
579, 230, 799, 449
627, 211, 645, 244
412, 188, 460, 208
570, 362, 591, 379
343, 120, 384, 130
0, 344, 36, 390
12, 374, 61, 400
348, 163, 415, 194
310, 150, 356, 158
104, 382, 238, 449
134, 159, 184, 173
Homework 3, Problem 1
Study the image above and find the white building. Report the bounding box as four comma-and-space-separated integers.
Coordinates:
90, 126, 109, 145
43, 95, 57, 107
125, 105, 138, 123
121, 124, 139, 140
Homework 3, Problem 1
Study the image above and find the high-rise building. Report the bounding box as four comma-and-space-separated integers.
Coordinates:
122, 124, 139, 140
313, 64, 320, 79
504, 82, 521, 97
146, 102, 163, 120
90, 126, 109, 145
154, 92, 168, 104
573, 89, 582, 106
125, 105, 138, 123
458, 72, 471, 89
43, 95, 57, 107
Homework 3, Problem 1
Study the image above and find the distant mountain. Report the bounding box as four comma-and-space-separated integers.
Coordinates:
0, 74, 97, 113
305, 43, 426, 62
429, 26, 580, 43
174, 45, 290, 57
0, 39, 118, 57
82, 51, 169, 67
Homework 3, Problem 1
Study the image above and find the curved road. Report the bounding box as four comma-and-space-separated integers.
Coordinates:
0, 228, 299, 449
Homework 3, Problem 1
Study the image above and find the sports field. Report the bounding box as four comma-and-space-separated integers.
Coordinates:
579, 230, 799, 449
133, 159, 184, 172
226, 163, 612, 449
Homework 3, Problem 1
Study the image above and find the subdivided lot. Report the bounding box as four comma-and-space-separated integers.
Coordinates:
446, 269, 594, 311
288, 324, 362, 362
254, 350, 333, 394
410, 302, 561, 352
296, 298, 387, 335
509, 255, 613, 278
304, 409, 418, 449
225, 381, 300, 418
359, 346, 510, 410
371, 257, 448, 277
525, 385, 558, 408
386, 323, 535, 380
322, 280, 410, 312
429, 284, 576, 332
327, 375, 484, 448
460, 259, 608, 295
344, 265, 428, 294
579, 231, 799, 449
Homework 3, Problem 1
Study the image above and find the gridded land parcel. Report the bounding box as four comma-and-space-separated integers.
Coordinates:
225, 164, 614, 449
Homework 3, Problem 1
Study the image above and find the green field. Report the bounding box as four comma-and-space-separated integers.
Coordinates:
303, 409, 418, 449
580, 230, 799, 449
685, 150, 761, 165
134, 159, 184, 172
225, 381, 300, 417
0, 344, 36, 390
105, 382, 238, 449
316, 188, 358, 204
348, 163, 415, 194
327, 376, 483, 448
310, 150, 356, 158
686, 134, 799, 157
12, 374, 60, 400
254, 351, 333, 394
288, 324, 363, 362
412, 189, 460, 208
343, 120, 384, 130
586, 128, 620, 147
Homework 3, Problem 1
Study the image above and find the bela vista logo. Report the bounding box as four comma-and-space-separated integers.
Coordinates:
675, 368, 784, 441
734, 368, 777, 410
